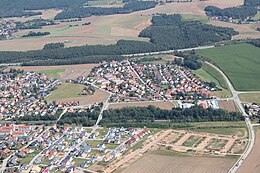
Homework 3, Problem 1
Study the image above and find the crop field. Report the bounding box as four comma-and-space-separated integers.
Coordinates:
237, 130, 260, 173
239, 93, 260, 104
108, 101, 177, 110
197, 44, 260, 91
46, 83, 109, 105
7, 64, 98, 79
0, 0, 246, 51
118, 152, 236, 173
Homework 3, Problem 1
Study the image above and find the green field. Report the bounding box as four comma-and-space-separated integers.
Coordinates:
197, 44, 260, 91
45, 82, 85, 102
182, 135, 202, 147
239, 93, 260, 104
181, 14, 209, 23
193, 62, 231, 98
38, 69, 65, 78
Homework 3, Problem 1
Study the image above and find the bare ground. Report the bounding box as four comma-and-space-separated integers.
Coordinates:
237, 130, 260, 173
218, 100, 238, 112
118, 153, 236, 173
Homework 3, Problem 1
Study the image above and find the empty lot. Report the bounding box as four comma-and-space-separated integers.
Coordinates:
237, 129, 260, 173
108, 101, 177, 110
119, 153, 236, 173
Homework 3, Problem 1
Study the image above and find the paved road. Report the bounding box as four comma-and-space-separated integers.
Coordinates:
205, 62, 255, 173
1, 126, 51, 173
122, 45, 215, 57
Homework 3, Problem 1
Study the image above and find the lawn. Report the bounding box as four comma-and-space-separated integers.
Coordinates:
239, 93, 260, 104
38, 69, 65, 78
45, 82, 85, 102
193, 62, 231, 98
197, 43, 260, 91
87, 140, 103, 148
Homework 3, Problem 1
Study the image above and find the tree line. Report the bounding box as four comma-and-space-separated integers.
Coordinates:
204, 6, 257, 20
54, 1, 157, 19
22, 31, 50, 37
101, 105, 244, 127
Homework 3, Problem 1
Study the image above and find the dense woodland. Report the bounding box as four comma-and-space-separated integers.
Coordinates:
101, 106, 244, 127
0, 14, 238, 66
248, 39, 260, 47
0, 0, 85, 18
43, 43, 65, 50
244, 0, 260, 6
139, 14, 238, 49
22, 31, 50, 37
204, 6, 257, 20
54, 1, 157, 19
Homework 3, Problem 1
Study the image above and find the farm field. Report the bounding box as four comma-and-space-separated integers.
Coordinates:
118, 152, 236, 173
46, 83, 109, 105
197, 43, 260, 91
6, 64, 98, 79
0, 0, 247, 51
108, 101, 177, 110
237, 129, 260, 173
239, 93, 260, 104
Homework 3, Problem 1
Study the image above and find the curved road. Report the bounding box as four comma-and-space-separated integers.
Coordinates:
205, 62, 255, 173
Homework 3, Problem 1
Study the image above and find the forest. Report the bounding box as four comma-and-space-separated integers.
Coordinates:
139, 14, 238, 50
244, 0, 260, 6
0, 14, 238, 66
54, 1, 157, 19
101, 106, 244, 127
204, 6, 257, 20
22, 31, 50, 37
43, 42, 65, 50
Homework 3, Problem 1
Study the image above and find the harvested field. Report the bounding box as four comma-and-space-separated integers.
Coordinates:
108, 101, 177, 110
208, 20, 260, 40
6, 64, 98, 79
118, 153, 236, 173
237, 130, 260, 173
0, 0, 244, 51
239, 93, 260, 104
46, 84, 109, 105
218, 100, 238, 112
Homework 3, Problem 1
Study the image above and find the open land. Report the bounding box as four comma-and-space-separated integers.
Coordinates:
193, 62, 231, 98
218, 100, 238, 112
197, 43, 260, 91
108, 101, 177, 110
46, 83, 109, 105
237, 129, 260, 173
102, 128, 246, 173
118, 152, 236, 173
0, 0, 253, 51
6, 63, 98, 79
239, 93, 260, 104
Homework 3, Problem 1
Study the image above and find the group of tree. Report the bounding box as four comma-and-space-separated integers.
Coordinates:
172, 50, 202, 70
247, 39, 260, 48
54, 1, 157, 19
139, 14, 238, 50
43, 42, 65, 50
244, 0, 260, 6
57, 107, 101, 126
0, 0, 85, 18
204, 6, 257, 20
15, 19, 56, 30
22, 31, 50, 37
101, 105, 244, 127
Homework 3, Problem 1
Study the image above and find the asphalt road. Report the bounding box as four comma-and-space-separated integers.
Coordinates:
205, 62, 255, 173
